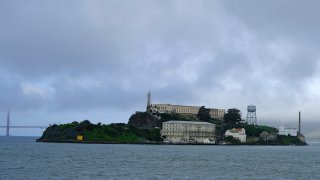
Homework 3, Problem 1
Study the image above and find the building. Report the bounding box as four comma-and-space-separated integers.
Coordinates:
161, 121, 216, 144
145, 92, 225, 120
259, 131, 277, 141
225, 128, 247, 143
150, 104, 225, 120
278, 126, 297, 136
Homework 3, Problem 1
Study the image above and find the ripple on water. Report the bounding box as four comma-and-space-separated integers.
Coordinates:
0, 137, 319, 179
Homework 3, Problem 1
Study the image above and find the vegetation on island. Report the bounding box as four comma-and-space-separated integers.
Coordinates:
37, 120, 162, 143
224, 136, 241, 144
276, 135, 306, 145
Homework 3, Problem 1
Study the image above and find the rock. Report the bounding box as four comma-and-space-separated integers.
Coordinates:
128, 112, 159, 129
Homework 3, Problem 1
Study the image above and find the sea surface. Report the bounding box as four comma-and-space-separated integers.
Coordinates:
0, 137, 319, 180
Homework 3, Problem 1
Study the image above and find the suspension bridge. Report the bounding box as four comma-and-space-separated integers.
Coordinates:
0, 111, 48, 136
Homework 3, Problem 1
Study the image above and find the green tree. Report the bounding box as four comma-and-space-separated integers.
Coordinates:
225, 136, 241, 144
224, 108, 242, 126
197, 106, 211, 121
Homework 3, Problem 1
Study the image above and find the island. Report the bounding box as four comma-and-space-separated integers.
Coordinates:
37, 107, 307, 145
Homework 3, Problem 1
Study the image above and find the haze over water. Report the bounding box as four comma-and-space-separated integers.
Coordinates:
1, 137, 319, 179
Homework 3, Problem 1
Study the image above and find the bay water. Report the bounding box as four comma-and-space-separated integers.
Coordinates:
0, 137, 319, 179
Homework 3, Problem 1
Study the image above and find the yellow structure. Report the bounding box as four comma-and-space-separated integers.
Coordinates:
77, 135, 83, 141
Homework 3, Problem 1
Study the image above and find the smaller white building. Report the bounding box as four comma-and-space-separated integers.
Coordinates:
225, 128, 247, 143
278, 126, 297, 136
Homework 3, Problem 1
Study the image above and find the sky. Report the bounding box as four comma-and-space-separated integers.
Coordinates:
0, 0, 320, 137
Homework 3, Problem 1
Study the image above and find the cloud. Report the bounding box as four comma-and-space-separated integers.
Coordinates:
0, 0, 320, 135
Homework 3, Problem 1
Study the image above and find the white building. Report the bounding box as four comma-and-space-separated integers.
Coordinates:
146, 92, 224, 120
150, 104, 225, 120
161, 121, 216, 144
225, 128, 247, 143
278, 126, 297, 136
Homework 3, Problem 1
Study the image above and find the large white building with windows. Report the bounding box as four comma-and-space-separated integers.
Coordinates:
161, 121, 216, 144
146, 92, 225, 120
150, 104, 225, 120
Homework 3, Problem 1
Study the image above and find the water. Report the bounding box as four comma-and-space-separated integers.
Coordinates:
0, 137, 320, 180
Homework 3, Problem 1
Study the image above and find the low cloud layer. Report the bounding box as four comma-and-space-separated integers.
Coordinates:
0, 0, 320, 135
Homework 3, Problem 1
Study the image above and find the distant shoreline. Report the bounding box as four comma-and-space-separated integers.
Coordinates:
36, 139, 164, 145
36, 139, 307, 146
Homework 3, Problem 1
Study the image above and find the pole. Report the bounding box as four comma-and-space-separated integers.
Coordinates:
146, 91, 151, 111
6, 111, 10, 136
298, 111, 301, 135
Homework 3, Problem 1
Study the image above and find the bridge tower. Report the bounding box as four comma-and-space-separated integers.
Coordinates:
298, 111, 301, 135
6, 111, 10, 136
146, 91, 151, 112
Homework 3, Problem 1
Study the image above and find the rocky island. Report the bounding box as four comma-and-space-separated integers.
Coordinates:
37, 109, 307, 145
37, 92, 306, 145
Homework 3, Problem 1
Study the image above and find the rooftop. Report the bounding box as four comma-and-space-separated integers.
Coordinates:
163, 120, 214, 125
227, 128, 245, 133
151, 103, 223, 110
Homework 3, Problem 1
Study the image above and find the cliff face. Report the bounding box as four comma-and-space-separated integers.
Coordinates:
128, 112, 159, 129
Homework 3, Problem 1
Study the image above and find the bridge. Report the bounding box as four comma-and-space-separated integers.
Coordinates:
0, 111, 49, 136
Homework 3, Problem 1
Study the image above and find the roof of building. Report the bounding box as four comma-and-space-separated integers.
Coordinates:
151, 104, 224, 111
226, 128, 245, 133
163, 120, 214, 125
227, 129, 238, 133
234, 128, 244, 132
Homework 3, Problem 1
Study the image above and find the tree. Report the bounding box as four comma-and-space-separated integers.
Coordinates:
225, 136, 241, 144
197, 106, 211, 121
224, 108, 242, 125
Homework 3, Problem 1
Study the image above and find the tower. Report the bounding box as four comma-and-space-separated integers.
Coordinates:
246, 105, 257, 125
297, 111, 305, 142
298, 111, 301, 135
6, 111, 10, 136
146, 91, 151, 111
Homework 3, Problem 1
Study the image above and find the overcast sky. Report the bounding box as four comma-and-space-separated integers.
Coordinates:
1, 0, 320, 136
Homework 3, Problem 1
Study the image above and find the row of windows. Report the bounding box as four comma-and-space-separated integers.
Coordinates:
154, 105, 225, 113
158, 106, 169, 110
163, 129, 214, 132
156, 108, 224, 117
163, 125, 213, 128
163, 127, 214, 130
155, 106, 199, 113
163, 132, 214, 135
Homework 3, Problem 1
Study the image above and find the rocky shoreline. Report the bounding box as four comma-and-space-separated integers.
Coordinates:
36, 138, 307, 146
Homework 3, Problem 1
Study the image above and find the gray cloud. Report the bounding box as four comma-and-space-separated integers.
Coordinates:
0, 0, 320, 135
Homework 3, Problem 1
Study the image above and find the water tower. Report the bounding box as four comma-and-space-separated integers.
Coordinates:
246, 105, 257, 125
